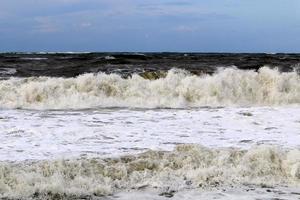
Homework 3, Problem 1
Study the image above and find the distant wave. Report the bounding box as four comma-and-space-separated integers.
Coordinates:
1, 144, 299, 199
0, 68, 16, 75
0, 67, 299, 109
19, 57, 48, 60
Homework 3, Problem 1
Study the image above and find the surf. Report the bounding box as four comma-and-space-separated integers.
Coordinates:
0, 67, 299, 110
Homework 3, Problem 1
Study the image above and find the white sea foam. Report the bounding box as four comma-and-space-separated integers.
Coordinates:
1, 107, 300, 161
0, 67, 299, 110
0, 144, 299, 199
20, 57, 48, 60
104, 56, 116, 60
0, 68, 16, 75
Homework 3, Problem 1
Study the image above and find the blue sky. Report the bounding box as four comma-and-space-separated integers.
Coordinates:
0, 0, 299, 52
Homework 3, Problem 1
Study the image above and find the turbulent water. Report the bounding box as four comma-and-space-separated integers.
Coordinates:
1, 145, 300, 199
0, 67, 300, 109
1, 53, 300, 199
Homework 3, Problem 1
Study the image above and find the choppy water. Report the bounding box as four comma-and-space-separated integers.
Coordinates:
0, 55, 300, 199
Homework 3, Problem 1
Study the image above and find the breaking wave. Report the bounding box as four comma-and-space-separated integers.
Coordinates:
0, 67, 300, 109
1, 145, 299, 199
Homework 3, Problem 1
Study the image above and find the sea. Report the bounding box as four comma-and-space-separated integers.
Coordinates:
0, 53, 300, 199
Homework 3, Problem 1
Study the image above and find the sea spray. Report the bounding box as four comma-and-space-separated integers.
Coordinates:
0, 67, 299, 109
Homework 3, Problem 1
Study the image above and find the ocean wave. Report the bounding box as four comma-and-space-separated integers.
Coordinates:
0, 145, 299, 199
0, 68, 17, 75
0, 67, 299, 109
19, 57, 48, 60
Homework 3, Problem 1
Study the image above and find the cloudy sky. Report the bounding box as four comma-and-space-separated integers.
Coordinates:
0, 0, 299, 52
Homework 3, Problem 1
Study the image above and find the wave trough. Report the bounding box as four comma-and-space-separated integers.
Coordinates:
0, 67, 299, 109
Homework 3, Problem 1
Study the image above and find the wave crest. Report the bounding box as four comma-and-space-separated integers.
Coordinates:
0, 67, 299, 109
1, 145, 299, 198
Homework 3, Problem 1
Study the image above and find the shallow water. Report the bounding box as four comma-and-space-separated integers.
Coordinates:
0, 107, 300, 199
1, 107, 300, 161
1, 66, 300, 199
111, 187, 300, 200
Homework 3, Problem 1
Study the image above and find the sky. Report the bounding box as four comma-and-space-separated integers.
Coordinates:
0, 0, 300, 52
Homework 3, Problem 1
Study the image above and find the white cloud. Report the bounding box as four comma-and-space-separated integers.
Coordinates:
33, 17, 61, 33
136, 1, 209, 16
173, 25, 199, 32
80, 22, 92, 27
